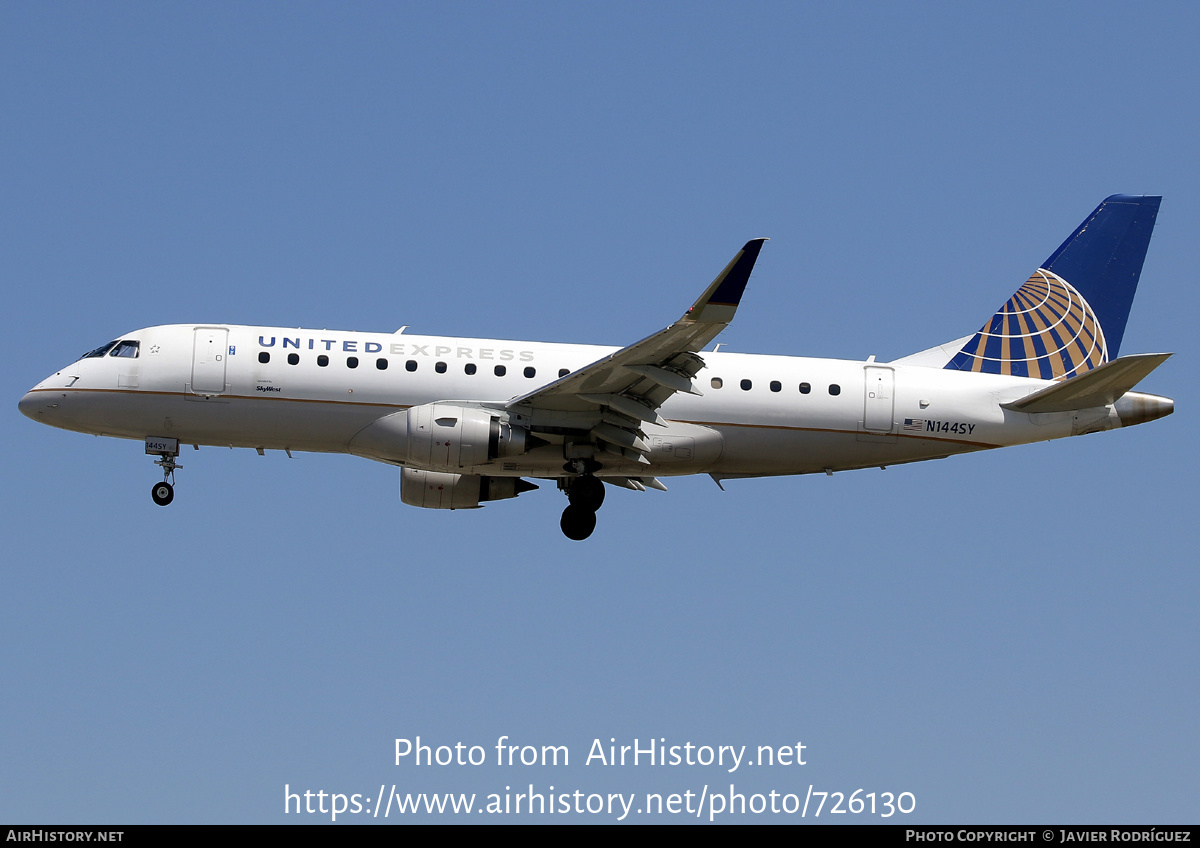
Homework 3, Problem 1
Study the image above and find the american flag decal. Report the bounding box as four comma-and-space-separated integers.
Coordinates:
903, 418, 924, 432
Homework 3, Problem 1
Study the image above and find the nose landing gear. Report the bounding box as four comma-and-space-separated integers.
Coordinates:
560, 473, 605, 540
147, 437, 182, 507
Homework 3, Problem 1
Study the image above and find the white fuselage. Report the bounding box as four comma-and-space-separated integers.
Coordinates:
20, 322, 1146, 482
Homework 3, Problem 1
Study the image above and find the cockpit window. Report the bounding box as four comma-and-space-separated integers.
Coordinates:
82, 341, 118, 359
109, 340, 140, 358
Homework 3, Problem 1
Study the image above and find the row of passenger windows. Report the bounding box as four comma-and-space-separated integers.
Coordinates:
257, 351, 568, 379
710, 377, 841, 396
256, 351, 843, 395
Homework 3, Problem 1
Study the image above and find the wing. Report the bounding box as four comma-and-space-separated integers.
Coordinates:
504, 238, 767, 465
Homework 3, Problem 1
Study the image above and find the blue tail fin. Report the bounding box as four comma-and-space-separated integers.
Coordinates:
946, 195, 1161, 379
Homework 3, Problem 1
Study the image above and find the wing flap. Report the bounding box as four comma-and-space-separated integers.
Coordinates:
603, 476, 669, 492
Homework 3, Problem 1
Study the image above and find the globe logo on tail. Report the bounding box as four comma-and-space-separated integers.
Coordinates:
948, 269, 1107, 380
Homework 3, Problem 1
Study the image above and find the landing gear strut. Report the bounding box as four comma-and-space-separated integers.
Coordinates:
150, 444, 182, 507
560, 474, 604, 540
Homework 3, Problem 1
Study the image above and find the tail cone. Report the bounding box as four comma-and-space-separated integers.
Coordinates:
1115, 392, 1174, 427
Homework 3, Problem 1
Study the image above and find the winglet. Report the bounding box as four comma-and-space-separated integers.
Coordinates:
684, 238, 768, 324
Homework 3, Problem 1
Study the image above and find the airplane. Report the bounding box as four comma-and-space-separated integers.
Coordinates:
19, 195, 1174, 540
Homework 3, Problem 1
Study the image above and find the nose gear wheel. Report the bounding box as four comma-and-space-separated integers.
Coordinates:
151, 481, 174, 506
151, 448, 182, 507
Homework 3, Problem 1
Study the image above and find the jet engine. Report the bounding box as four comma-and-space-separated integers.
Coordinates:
400, 468, 538, 509
349, 403, 533, 470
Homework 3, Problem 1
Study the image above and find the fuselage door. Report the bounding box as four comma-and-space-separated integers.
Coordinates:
863, 365, 895, 432
192, 327, 229, 395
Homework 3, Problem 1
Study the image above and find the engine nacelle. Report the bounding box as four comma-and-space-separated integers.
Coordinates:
349, 403, 531, 470
405, 403, 528, 469
400, 468, 537, 510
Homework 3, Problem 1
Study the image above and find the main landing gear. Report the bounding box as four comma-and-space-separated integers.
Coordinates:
150, 445, 182, 507
560, 473, 605, 541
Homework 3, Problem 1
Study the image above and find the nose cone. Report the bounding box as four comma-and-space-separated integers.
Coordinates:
19, 383, 67, 425
18, 390, 42, 422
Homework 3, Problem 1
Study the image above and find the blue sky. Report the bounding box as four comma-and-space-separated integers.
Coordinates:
2, 2, 1197, 823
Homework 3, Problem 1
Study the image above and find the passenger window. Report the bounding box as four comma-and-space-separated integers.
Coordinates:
740, 379, 752, 391
494, 365, 506, 377
435, 361, 447, 373
317, 355, 329, 367
799, 382, 811, 394
770, 380, 781, 392
465, 363, 477, 375
711, 377, 723, 389
377, 358, 388, 370
405, 360, 417, 372
829, 384, 841, 396
109, 340, 140, 358
347, 357, 359, 369
258, 352, 270, 364
524, 366, 536, 378
287, 353, 300, 365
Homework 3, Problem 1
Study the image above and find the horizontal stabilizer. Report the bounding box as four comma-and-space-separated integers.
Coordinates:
1001, 353, 1171, 413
